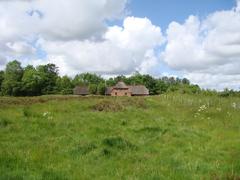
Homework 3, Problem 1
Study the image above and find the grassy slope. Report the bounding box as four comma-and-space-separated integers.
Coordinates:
0, 95, 240, 179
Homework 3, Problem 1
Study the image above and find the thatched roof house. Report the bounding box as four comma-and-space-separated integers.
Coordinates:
73, 86, 89, 95
129, 85, 149, 96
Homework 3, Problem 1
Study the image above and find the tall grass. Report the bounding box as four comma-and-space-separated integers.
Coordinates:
0, 94, 239, 179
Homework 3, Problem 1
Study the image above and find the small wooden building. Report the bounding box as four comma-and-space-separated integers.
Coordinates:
73, 86, 89, 96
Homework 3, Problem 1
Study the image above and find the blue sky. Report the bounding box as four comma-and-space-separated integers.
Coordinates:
128, 0, 237, 79
129, 0, 235, 30
0, 0, 240, 90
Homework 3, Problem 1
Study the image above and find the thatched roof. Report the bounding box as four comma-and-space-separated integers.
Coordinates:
114, 81, 128, 89
73, 86, 89, 95
106, 87, 113, 95
129, 85, 149, 95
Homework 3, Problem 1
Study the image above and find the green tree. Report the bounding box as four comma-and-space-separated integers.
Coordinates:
56, 75, 73, 94
73, 73, 104, 86
88, 84, 98, 95
128, 73, 159, 95
37, 64, 59, 94
0, 71, 4, 95
182, 78, 190, 85
21, 65, 42, 96
106, 78, 116, 86
114, 75, 127, 84
1, 60, 23, 96
97, 83, 106, 95
128, 72, 143, 85
156, 80, 169, 94
142, 74, 158, 95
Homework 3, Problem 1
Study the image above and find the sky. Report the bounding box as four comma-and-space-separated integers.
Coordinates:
0, 0, 240, 90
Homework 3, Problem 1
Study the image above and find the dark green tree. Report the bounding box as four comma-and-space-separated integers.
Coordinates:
142, 74, 158, 95
37, 64, 58, 94
114, 75, 127, 84
56, 75, 73, 94
88, 84, 98, 95
21, 65, 42, 96
156, 80, 169, 94
97, 83, 106, 95
1, 60, 23, 96
73, 73, 104, 86
182, 78, 190, 85
106, 78, 116, 86
0, 71, 4, 95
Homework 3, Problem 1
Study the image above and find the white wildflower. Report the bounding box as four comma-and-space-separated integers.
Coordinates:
43, 112, 49, 117
232, 102, 237, 109
198, 105, 207, 112
43, 111, 53, 120
216, 107, 222, 112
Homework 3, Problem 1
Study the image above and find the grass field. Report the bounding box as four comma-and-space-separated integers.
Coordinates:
0, 94, 240, 179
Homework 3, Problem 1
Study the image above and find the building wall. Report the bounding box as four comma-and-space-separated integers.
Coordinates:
111, 89, 132, 97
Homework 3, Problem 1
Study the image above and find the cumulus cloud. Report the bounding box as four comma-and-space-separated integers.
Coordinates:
31, 0, 128, 40
186, 73, 240, 90
0, 0, 128, 61
40, 17, 164, 76
0, 0, 132, 72
1, 0, 240, 90
0, 0, 127, 41
6, 42, 36, 56
163, 1, 240, 90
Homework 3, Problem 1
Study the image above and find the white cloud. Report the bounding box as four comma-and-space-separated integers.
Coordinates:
1, 0, 240, 90
40, 17, 164, 76
31, 0, 128, 40
0, 0, 128, 62
163, 2, 240, 90
186, 73, 240, 90
6, 42, 36, 56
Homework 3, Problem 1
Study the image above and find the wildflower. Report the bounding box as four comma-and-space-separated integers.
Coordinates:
43, 112, 49, 117
194, 112, 200, 118
232, 102, 237, 109
43, 111, 53, 120
216, 107, 221, 112
227, 112, 231, 116
48, 116, 53, 120
198, 105, 207, 112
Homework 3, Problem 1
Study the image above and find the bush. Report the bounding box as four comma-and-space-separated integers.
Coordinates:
92, 100, 124, 112
102, 137, 136, 150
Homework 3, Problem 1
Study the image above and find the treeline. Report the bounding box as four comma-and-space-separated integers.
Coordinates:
0, 60, 239, 97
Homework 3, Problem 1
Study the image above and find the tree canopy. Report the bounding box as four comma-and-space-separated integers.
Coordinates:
1, 60, 236, 97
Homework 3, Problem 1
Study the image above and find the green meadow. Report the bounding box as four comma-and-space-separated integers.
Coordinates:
0, 94, 240, 179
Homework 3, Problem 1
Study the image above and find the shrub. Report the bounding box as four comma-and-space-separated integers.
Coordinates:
92, 100, 124, 112
0, 118, 11, 128
102, 137, 136, 150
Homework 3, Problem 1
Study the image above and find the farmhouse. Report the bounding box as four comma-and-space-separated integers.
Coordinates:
73, 81, 149, 96
106, 81, 149, 96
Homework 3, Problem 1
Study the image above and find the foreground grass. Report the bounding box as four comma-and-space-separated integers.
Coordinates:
0, 94, 240, 179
